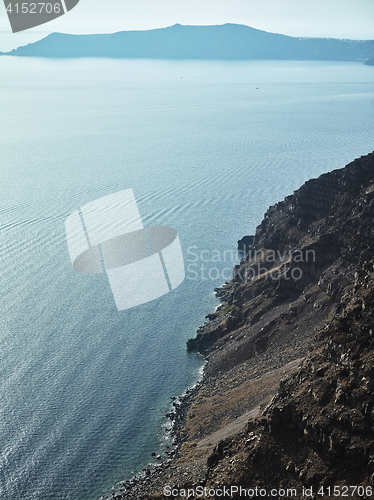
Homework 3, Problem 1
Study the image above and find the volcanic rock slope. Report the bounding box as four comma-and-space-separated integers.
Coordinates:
120, 152, 374, 499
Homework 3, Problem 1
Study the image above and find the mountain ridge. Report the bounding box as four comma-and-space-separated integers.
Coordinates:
2, 23, 374, 60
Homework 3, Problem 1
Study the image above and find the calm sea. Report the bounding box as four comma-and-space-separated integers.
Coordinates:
0, 58, 373, 500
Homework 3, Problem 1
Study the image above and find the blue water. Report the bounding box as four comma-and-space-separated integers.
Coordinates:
0, 58, 373, 500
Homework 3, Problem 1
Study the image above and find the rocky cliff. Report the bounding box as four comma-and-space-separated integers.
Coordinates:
111, 151, 374, 499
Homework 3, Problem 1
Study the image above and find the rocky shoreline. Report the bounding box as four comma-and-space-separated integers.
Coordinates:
106, 151, 374, 500
105, 383, 206, 499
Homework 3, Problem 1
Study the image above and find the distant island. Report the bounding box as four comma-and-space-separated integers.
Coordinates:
1, 23, 374, 60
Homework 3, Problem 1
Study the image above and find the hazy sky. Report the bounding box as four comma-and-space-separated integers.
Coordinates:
0, 0, 373, 51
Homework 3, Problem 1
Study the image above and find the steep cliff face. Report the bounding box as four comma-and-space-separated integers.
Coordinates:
185, 151, 374, 497
188, 153, 374, 362
114, 152, 374, 500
